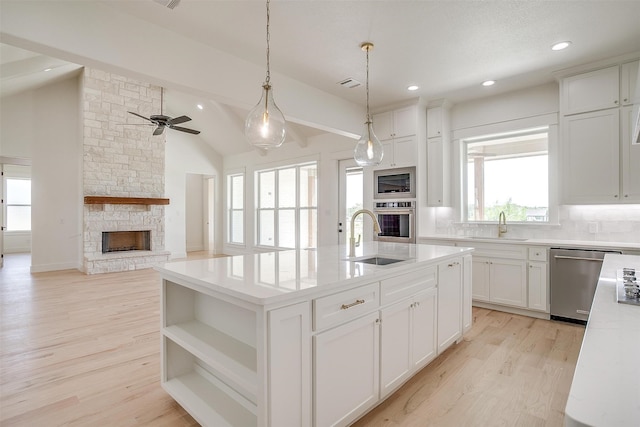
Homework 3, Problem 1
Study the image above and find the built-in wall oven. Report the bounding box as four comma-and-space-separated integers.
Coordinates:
373, 201, 415, 243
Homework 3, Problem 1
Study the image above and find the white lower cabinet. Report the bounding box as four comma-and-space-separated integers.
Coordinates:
314, 312, 380, 427
527, 261, 548, 312
380, 288, 437, 398
471, 256, 527, 308
437, 259, 462, 352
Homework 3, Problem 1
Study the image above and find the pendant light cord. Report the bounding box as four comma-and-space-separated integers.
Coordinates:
265, 0, 271, 84
365, 45, 371, 123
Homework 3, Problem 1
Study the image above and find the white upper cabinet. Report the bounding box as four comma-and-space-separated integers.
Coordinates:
427, 106, 445, 138
373, 106, 417, 141
622, 106, 640, 202
561, 109, 620, 204
426, 103, 452, 206
621, 60, 639, 106
561, 65, 620, 115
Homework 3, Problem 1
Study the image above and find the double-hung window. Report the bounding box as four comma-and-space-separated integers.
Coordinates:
227, 173, 244, 245
256, 162, 317, 249
5, 178, 32, 231
463, 127, 549, 222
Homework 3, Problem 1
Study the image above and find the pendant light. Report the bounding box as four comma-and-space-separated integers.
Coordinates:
354, 42, 383, 166
245, 0, 286, 150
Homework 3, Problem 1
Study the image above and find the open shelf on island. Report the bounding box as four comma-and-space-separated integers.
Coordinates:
164, 338, 257, 427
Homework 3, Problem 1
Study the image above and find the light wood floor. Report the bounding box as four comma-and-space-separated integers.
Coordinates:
0, 253, 584, 427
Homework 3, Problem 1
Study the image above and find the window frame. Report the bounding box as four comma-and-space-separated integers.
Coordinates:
4, 176, 32, 232
226, 171, 245, 246
453, 114, 559, 226
255, 161, 318, 250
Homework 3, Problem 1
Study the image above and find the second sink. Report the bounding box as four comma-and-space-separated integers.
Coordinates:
354, 256, 407, 266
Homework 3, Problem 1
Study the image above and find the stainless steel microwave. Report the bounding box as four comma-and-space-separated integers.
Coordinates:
373, 167, 416, 199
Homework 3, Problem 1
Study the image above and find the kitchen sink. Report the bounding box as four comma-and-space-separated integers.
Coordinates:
352, 256, 407, 266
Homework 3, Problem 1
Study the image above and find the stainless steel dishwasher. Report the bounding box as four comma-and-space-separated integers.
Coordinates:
550, 247, 622, 325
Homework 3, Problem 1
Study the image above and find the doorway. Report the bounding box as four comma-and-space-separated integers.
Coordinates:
185, 173, 215, 255
337, 159, 363, 246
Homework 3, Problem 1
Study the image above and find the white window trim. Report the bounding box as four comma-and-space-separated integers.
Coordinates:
453, 113, 559, 226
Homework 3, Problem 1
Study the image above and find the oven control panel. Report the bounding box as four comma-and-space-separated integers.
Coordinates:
375, 201, 414, 209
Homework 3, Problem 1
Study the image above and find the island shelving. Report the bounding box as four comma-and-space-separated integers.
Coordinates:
155, 242, 473, 427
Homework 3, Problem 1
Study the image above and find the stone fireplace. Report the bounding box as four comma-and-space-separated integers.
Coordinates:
82, 68, 170, 274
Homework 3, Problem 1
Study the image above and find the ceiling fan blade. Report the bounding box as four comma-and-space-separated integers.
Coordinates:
128, 111, 153, 122
167, 115, 191, 125
153, 125, 166, 136
170, 125, 201, 135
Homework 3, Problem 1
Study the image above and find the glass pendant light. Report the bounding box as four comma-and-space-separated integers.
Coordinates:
245, 0, 286, 150
354, 42, 383, 166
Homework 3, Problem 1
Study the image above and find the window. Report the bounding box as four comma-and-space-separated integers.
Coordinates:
227, 173, 244, 244
256, 162, 317, 249
6, 178, 31, 231
463, 128, 548, 222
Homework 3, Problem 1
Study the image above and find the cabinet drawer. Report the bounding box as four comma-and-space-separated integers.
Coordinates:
470, 243, 527, 260
528, 247, 547, 261
313, 283, 380, 331
380, 267, 436, 305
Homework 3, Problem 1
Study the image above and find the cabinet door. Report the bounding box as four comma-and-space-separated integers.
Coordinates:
372, 111, 393, 141
490, 259, 527, 308
621, 60, 639, 106
562, 66, 620, 115
373, 141, 394, 170
462, 255, 473, 333
393, 106, 417, 138
427, 106, 443, 138
314, 312, 380, 427
411, 288, 437, 369
561, 109, 620, 204
380, 301, 412, 398
437, 260, 462, 353
621, 106, 640, 202
527, 261, 548, 312
471, 257, 491, 302
392, 136, 417, 167
268, 302, 311, 427
427, 137, 450, 206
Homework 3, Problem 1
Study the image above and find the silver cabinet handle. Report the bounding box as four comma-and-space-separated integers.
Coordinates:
553, 255, 604, 262
341, 299, 365, 310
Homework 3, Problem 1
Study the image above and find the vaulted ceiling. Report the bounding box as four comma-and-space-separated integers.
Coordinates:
2, 1, 640, 156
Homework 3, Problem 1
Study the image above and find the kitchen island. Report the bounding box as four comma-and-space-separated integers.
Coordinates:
564, 254, 640, 427
155, 242, 473, 427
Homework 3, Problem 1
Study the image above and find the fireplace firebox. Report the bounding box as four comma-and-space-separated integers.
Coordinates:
102, 231, 151, 253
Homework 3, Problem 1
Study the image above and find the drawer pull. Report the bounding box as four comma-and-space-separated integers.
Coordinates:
341, 299, 365, 310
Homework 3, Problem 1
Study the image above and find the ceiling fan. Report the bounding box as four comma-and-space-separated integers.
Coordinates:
127, 88, 200, 136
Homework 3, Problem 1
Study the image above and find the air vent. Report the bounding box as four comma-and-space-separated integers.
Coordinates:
153, 0, 181, 10
337, 78, 362, 89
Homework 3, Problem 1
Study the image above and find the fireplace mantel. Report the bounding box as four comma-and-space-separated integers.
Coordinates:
84, 196, 170, 205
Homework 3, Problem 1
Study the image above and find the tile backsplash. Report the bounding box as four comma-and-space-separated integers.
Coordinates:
432, 205, 640, 244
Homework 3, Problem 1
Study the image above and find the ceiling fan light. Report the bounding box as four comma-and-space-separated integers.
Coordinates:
354, 121, 384, 166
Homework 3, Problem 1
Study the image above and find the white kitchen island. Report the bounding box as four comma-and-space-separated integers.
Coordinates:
155, 242, 473, 427
564, 254, 640, 427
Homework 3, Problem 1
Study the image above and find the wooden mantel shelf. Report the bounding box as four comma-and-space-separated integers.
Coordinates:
84, 196, 170, 205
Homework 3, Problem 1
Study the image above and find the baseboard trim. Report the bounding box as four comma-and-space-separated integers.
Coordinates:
31, 262, 81, 273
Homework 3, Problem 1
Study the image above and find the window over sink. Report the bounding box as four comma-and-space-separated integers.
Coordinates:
462, 127, 549, 223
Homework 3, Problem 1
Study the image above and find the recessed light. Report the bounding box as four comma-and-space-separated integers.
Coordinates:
407, 85, 419, 91
197, 104, 204, 110
482, 80, 495, 87
551, 41, 571, 51
43, 68, 52, 72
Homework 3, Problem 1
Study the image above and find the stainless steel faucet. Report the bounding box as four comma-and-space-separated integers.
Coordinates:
498, 211, 507, 237
349, 209, 381, 258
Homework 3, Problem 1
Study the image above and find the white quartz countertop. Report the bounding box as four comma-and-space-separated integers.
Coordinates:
155, 242, 472, 306
420, 235, 640, 252
564, 254, 640, 427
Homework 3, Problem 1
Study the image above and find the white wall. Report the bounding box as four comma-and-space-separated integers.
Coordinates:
0, 76, 83, 271
165, 131, 223, 259
222, 133, 356, 254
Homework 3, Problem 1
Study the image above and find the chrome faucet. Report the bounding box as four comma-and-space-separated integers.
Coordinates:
498, 211, 507, 237
349, 209, 381, 258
